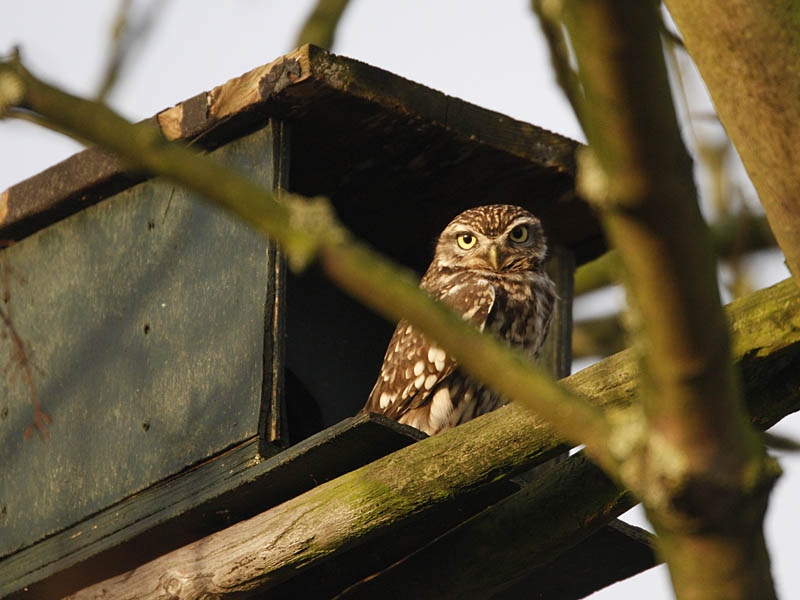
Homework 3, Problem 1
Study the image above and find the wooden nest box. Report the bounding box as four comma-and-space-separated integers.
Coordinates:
0, 45, 652, 598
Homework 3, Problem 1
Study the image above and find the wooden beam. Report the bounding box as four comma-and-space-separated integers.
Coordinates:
67, 278, 800, 599
332, 453, 649, 600
1, 414, 423, 599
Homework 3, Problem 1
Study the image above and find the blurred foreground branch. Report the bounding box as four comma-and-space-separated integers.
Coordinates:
97, 0, 169, 102
575, 213, 777, 296
664, 0, 800, 284
535, 0, 779, 597
295, 0, 352, 49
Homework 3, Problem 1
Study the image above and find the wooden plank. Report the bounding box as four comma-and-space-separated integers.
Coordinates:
493, 520, 657, 599
329, 452, 651, 600
1, 413, 424, 599
258, 118, 290, 451
0, 125, 277, 561
0, 46, 602, 265
324, 453, 648, 599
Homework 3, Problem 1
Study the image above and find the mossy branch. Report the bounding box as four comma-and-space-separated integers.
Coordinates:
0, 56, 612, 466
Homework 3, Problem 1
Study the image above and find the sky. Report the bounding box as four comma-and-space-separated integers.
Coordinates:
2, 1, 798, 598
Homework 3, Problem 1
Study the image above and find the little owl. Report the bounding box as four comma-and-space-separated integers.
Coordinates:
362, 204, 556, 435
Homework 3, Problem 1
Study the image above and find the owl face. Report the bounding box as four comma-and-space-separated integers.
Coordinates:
433, 205, 548, 273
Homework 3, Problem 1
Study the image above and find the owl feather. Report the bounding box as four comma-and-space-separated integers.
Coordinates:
362, 204, 556, 435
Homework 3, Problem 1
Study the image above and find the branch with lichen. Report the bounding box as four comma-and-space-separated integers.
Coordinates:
533, 0, 779, 597
0, 55, 614, 468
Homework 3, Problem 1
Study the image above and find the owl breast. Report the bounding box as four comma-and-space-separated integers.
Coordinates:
419, 269, 555, 432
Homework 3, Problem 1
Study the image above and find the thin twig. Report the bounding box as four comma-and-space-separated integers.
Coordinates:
96, 0, 170, 102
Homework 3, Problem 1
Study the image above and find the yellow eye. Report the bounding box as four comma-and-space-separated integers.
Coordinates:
509, 225, 529, 243
457, 233, 477, 250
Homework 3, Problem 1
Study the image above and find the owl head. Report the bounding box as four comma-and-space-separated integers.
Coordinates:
432, 204, 548, 273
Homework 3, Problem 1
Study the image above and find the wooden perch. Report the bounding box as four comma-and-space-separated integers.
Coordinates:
68, 278, 800, 599
333, 452, 641, 600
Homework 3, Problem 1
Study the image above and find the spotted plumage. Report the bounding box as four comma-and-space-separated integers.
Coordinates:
362, 204, 556, 435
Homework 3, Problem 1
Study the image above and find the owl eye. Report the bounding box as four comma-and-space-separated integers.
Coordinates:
457, 233, 477, 250
509, 225, 529, 243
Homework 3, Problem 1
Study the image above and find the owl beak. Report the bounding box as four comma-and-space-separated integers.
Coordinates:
487, 245, 501, 271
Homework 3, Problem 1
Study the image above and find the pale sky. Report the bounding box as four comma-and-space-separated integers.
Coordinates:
1, 2, 797, 598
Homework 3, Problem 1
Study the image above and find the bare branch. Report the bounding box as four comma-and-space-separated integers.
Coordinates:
530, 0, 586, 131
96, 0, 170, 102
574, 214, 777, 295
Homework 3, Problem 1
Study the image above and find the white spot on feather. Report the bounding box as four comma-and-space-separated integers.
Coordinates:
444, 283, 468, 297
429, 387, 453, 431
427, 347, 446, 372
414, 374, 426, 389
379, 392, 393, 409
428, 347, 445, 364
462, 305, 481, 320
424, 374, 438, 390
413, 360, 425, 376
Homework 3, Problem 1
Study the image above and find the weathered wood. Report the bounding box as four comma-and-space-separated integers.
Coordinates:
1, 413, 424, 599
0, 124, 279, 560
333, 453, 648, 600
259, 118, 290, 451
493, 519, 656, 599
67, 278, 800, 599
1, 47, 593, 599
0, 45, 602, 267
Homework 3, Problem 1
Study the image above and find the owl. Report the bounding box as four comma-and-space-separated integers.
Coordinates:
362, 204, 556, 435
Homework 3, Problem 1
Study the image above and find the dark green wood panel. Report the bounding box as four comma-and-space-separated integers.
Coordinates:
1, 413, 424, 599
0, 125, 278, 559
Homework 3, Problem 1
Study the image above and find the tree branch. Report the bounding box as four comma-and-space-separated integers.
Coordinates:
96, 0, 168, 102
295, 0, 352, 49
663, 0, 800, 284
574, 213, 777, 296
537, 0, 779, 597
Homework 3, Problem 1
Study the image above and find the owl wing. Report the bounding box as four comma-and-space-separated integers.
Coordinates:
363, 278, 496, 421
